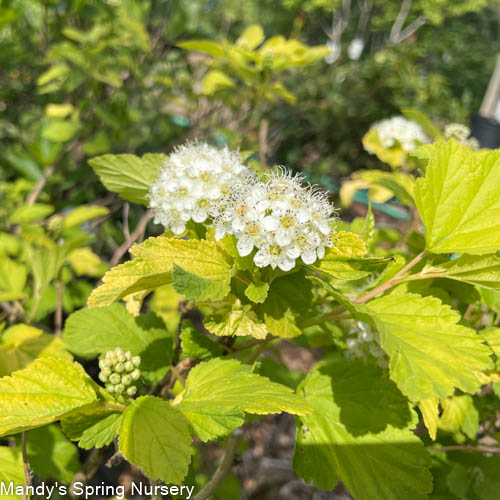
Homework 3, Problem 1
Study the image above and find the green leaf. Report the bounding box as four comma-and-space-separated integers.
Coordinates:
258, 270, 313, 338
360, 292, 493, 401
0, 357, 96, 437
481, 327, 500, 369
119, 396, 192, 484
479, 288, 500, 314
0, 324, 72, 377
330, 231, 367, 257
201, 70, 235, 95
402, 108, 442, 139
177, 40, 226, 58
293, 361, 432, 499
236, 25, 265, 49
359, 204, 375, 245
27, 424, 79, 483
180, 320, 223, 359
88, 153, 166, 205
61, 403, 122, 450
244, 281, 269, 303
0, 447, 24, 499
414, 141, 500, 255
0, 258, 27, 301
10, 203, 54, 224
173, 264, 229, 301
63, 304, 173, 383
362, 128, 407, 168
173, 358, 312, 442
87, 258, 172, 308
62, 205, 109, 229
438, 395, 479, 439
42, 119, 78, 142
204, 296, 268, 339
422, 254, 500, 291
88, 238, 232, 307
66, 247, 106, 277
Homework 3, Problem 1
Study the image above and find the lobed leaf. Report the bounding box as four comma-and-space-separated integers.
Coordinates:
360, 292, 493, 401
293, 361, 432, 499
119, 396, 193, 484
415, 141, 500, 255
173, 358, 312, 442
88, 153, 166, 205
0, 357, 96, 437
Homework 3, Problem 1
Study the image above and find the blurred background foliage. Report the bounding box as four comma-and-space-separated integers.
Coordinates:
1, 0, 500, 322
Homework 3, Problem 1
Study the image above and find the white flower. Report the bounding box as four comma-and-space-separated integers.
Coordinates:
367, 116, 430, 153
444, 123, 479, 149
348, 38, 364, 61
344, 321, 388, 368
149, 142, 254, 234
211, 168, 337, 272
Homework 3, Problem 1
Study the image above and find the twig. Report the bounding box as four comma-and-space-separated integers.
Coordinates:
26, 166, 55, 206
389, 0, 426, 44
122, 202, 131, 241
22, 432, 31, 500
110, 209, 153, 267
193, 429, 243, 500
354, 250, 427, 303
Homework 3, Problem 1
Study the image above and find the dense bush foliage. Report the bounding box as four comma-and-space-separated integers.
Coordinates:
1, 1, 500, 499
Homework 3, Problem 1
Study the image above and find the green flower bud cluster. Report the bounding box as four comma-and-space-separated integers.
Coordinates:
98, 347, 141, 397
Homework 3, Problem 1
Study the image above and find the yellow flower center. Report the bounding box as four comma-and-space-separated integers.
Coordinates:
269, 245, 281, 256
280, 216, 294, 228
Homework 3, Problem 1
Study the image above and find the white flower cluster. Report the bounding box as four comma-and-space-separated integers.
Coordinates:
211, 169, 336, 271
344, 321, 388, 368
369, 116, 430, 152
149, 142, 254, 235
444, 123, 479, 149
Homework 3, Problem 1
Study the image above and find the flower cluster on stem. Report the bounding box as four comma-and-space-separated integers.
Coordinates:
149, 142, 254, 234
211, 168, 336, 271
367, 116, 430, 153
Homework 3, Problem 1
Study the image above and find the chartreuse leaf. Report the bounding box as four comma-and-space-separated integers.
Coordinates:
61, 402, 122, 450
293, 361, 432, 499
180, 320, 222, 359
418, 397, 439, 440
244, 281, 269, 303
329, 231, 367, 257
362, 128, 407, 168
173, 358, 312, 442
0, 357, 96, 436
88, 238, 232, 307
204, 296, 268, 339
10, 203, 54, 224
119, 396, 193, 484
0, 257, 27, 301
88, 153, 165, 205
360, 292, 493, 401
309, 231, 389, 280
62, 205, 109, 229
27, 424, 80, 483
481, 327, 500, 369
0, 324, 72, 377
402, 108, 442, 139
438, 395, 479, 439
63, 303, 173, 383
0, 447, 24, 499
258, 270, 313, 338
421, 254, 500, 291
414, 141, 500, 255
